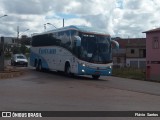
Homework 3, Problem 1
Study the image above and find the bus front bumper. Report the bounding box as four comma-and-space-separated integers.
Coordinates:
78, 64, 112, 76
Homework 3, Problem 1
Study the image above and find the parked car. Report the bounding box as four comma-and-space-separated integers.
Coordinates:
11, 54, 28, 67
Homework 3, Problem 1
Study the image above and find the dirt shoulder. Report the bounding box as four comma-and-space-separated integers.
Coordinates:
0, 66, 26, 79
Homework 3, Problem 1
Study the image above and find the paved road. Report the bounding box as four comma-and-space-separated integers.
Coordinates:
0, 67, 160, 119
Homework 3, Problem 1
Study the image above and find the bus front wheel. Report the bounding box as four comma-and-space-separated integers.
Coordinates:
92, 75, 100, 79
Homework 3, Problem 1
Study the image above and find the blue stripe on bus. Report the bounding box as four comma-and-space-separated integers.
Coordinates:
78, 64, 112, 76
30, 51, 49, 69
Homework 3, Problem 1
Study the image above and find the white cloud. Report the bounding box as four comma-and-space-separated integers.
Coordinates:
0, 0, 160, 38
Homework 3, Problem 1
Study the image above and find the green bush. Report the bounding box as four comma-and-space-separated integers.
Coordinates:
112, 68, 146, 80
11, 45, 30, 55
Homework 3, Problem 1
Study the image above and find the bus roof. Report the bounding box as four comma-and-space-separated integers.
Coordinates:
33, 25, 110, 36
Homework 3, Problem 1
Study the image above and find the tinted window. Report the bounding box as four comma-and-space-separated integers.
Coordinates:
32, 30, 78, 54
32, 34, 61, 47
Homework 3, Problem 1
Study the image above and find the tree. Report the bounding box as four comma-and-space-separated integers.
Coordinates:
11, 46, 19, 54
20, 44, 27, 54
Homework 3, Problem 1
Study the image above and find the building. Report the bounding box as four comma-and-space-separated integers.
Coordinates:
0, 37, 17, 45
126, 41, 146, 69
0, 36, 31, 54
143, 28, 160, 81
0, 37, 17, 53
113, 38, 146, 69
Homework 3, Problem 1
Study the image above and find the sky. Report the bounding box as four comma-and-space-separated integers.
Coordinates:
0, 0, 160, 38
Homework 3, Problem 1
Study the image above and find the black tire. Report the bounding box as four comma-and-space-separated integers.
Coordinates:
65, 63, 71, 77
92, 75, 100, 79
13, 61, 16, 66
36, 61, 39, 71
38, 61, 43, 71
25, 63, 28, 67
36, 61, 43, 71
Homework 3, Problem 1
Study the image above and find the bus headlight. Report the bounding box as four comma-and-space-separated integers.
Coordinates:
82, 64, 86, 67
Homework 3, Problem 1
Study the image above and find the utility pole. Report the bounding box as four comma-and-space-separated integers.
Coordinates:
0, 37, 4, 71
63, 18, 64, 27
17, 26, 19, 43
16, 26, 20, 53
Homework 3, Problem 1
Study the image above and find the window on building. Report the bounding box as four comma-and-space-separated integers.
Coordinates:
131, 49, 135, 54
153, 37, 159, 49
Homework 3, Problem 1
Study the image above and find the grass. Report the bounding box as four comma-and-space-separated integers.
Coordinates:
112, 68, 146, 80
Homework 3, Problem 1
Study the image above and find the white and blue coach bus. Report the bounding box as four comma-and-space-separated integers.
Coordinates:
30, 25, 119, 79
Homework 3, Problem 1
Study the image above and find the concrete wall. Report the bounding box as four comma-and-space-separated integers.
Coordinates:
113, 56, 126, 67
126, 48, 140, 58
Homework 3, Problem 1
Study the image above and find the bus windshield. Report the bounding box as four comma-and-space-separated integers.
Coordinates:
79, 33, 112, 64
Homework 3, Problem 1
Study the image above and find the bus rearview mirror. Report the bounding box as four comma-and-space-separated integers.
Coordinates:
111, 40, 119, 49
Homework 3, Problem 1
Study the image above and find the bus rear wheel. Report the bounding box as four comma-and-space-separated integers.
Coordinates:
92, 75, 100, 79
65, 63, 71, 77
36, 62, 39, 71
38, 61, 43, 71
36, 60, 42, 71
